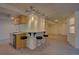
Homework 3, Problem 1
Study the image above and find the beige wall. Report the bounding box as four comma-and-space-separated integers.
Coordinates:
45, 20, 67, 35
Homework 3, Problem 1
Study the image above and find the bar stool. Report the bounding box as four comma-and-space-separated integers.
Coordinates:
36, 36, 43, 47
43, 34, 48, 46
28, 33, 31, 36
27, 32, 37, 50
43, 35, 48, 37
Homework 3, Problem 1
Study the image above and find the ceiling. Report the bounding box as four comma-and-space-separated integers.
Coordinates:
0, 3, 79, 20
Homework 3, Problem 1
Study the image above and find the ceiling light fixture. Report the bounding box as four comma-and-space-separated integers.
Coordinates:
25, 6, 46, 17
54, 19, 58, 22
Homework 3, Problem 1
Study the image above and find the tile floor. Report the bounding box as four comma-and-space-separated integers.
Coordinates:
0, 35, 79, 55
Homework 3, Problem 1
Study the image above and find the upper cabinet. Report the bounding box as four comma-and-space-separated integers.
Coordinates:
12, 15, 28, 25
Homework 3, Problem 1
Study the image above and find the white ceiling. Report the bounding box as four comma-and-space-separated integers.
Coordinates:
0, 3, 79, 19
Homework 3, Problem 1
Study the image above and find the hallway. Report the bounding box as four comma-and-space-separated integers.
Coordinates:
0, 35, 79, 55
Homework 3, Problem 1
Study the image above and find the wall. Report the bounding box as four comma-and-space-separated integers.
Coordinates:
75, 11, 79, 48
45, 20, 67, 35
66, 12, 79, 49
0, 17, 16, 41
66, 11, 79, 49
67, 16, 76, 47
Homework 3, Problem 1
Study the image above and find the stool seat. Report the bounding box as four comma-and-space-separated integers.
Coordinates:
21, 36, 27, 40
36, 36, 42, 40
43, 35, 48, 37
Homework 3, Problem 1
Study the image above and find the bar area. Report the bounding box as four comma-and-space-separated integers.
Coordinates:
9, 7, 48, 50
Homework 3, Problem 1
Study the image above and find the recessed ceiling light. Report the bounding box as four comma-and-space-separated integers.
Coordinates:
11, 17, 15, 20
54, 19, 58, 22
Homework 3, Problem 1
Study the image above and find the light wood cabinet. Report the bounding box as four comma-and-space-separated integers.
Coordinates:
10, 32, 27, 49
12, 15, 28, 25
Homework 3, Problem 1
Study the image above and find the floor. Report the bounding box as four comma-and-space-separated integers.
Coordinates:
0, 35, 79, 55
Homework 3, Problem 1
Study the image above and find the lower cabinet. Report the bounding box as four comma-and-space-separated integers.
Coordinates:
10, 33, 27, 49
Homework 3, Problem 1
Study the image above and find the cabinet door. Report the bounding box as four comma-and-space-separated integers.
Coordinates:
12, 15, 28, 25
16, 34, 22, 48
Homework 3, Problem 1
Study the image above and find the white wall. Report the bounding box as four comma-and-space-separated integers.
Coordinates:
75, 11, 79, 48
26, 14, 45, 32
0, 17, 16, 40
67, 12, 79, 48
67, 16, 76, 47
